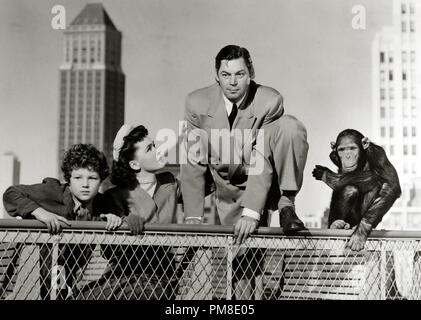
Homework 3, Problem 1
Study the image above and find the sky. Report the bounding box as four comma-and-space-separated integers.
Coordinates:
0, 0, 393, 217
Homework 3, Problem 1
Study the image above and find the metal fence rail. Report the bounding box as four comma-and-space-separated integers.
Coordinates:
1, 220, 420, 300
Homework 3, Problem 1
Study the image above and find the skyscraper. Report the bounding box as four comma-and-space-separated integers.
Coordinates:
372, 0, 421, 229
58, 3, 125, 170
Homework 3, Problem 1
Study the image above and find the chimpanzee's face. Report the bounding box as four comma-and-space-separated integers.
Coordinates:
337, 137, 360, 172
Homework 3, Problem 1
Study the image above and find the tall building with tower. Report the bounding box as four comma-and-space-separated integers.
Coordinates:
58, 3, 125, 171
372, 0, 421, 229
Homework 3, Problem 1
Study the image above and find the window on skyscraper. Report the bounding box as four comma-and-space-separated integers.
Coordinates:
412, 87, 416, 99
403, 107, 409, 118
412, 127, 416, 137
389, 71, 393, 81
404, 127, 408, 137
403, 88, 407, 99
402, 51, 407, 63
380, 70, 385, 81
390, 145, 394, 156
412, 163, 417, 174
388, 52, 393, 63
404, 163, 408, 174
402, 21, 407, 32
412, 145, 417, 156
402, 3, 406, 14
390, 127, 394, 138
410, 4, 415, 14
411, 51, 415, 63
404, 145, 408, 155
389, 88, 394, 99
81, 47, 87, 63
403, 71, 407, 81
410, 21, 415, 32
390, 107, 395, 118
380, 89, 385, 99
381, 126, 385, 137
380, 107, 386, 118
380, 52, 385, 63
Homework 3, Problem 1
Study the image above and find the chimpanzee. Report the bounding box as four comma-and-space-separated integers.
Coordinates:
312, 129, 401, 251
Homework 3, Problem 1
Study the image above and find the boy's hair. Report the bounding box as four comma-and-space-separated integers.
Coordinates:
111, 125, 148, 189
61, 144, 109, 182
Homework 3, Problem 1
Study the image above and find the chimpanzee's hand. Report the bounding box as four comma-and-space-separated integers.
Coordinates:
330, 219, 350, 230
312, 165, 340, 190
312, 165, 328, 180
346, 219, 373, 252
124, 213, 145, 235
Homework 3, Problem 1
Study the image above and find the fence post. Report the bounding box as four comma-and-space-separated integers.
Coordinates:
380, 241, 386, 300
50, 237, 60, 300
226, 240, 233, 300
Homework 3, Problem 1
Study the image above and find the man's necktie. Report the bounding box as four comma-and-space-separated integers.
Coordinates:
76, 205, 90, 221
228, 103, 238, 130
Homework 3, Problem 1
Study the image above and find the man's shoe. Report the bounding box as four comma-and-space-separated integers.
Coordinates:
279, 206, 305, 234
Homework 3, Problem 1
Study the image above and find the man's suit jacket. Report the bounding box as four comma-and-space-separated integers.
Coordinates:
181, 80, 284, 226
3, 177, 105, 220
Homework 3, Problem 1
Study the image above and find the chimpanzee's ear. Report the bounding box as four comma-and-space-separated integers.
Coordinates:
362, 137, 371, 150
330, 141, 336, 150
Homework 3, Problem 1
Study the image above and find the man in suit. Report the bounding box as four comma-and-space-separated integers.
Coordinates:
180, 45, 309, 298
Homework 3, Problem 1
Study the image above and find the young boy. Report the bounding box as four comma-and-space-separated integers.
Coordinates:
2, 143, 121, 299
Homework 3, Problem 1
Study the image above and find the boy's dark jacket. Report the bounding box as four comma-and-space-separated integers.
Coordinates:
3, 177, 105, 219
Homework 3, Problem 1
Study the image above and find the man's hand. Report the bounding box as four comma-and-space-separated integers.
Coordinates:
31, 207, 71, 235
346, 219, 373, 252
100, 213, 122, 231
125, 213, 145, 235
329, 219, 351, 230
234, 216, 258, 245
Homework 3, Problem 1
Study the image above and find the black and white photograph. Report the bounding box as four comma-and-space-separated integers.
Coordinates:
0, 0, 420, 312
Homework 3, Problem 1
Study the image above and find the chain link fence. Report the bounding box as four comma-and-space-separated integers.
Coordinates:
1, 220, 421, 300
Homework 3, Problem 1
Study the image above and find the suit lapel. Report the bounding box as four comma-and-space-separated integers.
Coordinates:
129, 185, 157, 222
207, 87, 230, 130
228, 85, 257, 180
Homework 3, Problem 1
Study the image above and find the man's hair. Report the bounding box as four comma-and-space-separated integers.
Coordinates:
111, 125, 149, 189
215, 45, 255, 79
61, 144, 109, 182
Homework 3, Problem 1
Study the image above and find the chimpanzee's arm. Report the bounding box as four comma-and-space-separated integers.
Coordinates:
366, 143, 402, 196
312, 166, 380, 192
360, 143, 401, 227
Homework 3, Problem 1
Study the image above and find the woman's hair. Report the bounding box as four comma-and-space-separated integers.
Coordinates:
61, 144, 109, 182
110, 125, 148, 189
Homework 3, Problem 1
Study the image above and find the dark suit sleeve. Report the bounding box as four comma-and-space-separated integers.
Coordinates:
102, 188, 128, 217
241, 93, 283, 215
180, 94, 208, 218
2, 179, 59, 218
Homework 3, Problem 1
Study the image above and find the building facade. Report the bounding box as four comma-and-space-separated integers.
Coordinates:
58, 4, 125, 171
372, 0, 421, 230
